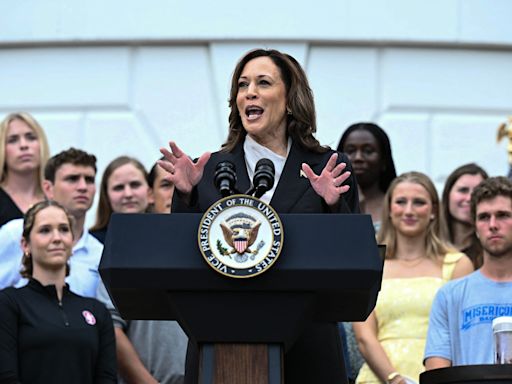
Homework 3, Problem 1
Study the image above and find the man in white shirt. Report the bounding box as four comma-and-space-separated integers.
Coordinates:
0, 148, 103, 297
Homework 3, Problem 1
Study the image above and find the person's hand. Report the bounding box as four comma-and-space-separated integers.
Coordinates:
390, 375, 407, 384
158, 141, 211, 195
301, 153, 351, 207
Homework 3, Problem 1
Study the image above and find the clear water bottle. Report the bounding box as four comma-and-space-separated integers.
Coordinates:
492, 316, 512, 364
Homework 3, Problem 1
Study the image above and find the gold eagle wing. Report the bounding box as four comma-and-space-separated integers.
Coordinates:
248, 222, 261, 246
220, 223, 234, 247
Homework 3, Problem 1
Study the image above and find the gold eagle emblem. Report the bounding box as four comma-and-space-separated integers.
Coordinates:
217, 213, 264, 262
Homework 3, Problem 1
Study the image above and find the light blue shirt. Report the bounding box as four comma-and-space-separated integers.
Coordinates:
425, 270, 512, 365
0, 218, 103, 298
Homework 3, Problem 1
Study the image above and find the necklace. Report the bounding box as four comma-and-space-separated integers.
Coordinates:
396, 256, 425, 268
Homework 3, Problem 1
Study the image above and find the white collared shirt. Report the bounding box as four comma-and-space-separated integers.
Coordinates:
0, 218, 103, 298
243, 135, 291, 204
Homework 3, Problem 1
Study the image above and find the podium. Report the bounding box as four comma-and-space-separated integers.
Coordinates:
420, 364, 512, 384
99, 212, 382, 383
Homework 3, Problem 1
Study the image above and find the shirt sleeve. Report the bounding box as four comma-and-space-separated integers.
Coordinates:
0, 220, 24, 289
0, 289, 21, 383
171, 185, 201, 213
424, 286, 453, 363
94, 300, 118, 383
96, 279, 127, 330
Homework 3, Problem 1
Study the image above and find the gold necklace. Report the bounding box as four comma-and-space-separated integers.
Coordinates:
396, 256, 425, 268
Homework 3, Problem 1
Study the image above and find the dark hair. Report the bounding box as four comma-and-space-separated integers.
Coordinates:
21, 200, 74, 278
471, 176, 512, 223
44, 147, 97, 182
441, 163, 488, 242
337, 122, 396, 193
223, 48, 327, 154
90, 156, 149, 232
148, 156, 167, 189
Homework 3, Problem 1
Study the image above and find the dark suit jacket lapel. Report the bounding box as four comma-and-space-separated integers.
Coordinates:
270, 141, 321, 212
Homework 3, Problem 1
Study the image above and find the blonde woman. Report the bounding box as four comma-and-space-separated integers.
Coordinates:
354, 172, 473, 384
0, 112, 50, 226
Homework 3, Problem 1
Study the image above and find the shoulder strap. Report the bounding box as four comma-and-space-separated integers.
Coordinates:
442, 252, 464, 281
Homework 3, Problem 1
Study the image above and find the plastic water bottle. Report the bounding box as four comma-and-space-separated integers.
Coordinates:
492, 316, 512, 364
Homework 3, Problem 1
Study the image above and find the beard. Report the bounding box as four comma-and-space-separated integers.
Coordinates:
482, 240, 512, 259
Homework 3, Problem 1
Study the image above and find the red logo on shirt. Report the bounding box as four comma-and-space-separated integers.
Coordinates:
82, 310, 96, 325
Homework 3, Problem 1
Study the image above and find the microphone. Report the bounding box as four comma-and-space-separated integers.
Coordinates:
214, 161, 237, 197
253, 158, 275, 198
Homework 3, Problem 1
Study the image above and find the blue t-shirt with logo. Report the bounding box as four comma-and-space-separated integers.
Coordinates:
425, 270, 512, 365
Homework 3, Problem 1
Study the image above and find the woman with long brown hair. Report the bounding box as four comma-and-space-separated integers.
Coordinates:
440, 163, 488, 268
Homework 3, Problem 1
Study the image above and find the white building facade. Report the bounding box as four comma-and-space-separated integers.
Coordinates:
2, 1, 511, 221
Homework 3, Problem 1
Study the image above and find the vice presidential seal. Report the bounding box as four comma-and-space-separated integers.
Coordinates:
198, 194, 284, 278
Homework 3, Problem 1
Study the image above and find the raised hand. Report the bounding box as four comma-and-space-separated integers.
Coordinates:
158, 141, 211, 195
301, 153, 351, 207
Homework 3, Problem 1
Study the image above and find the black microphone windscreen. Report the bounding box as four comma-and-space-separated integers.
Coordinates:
253, 158, 275, 198
255, 158, 275, 172
214, 161, 236, 197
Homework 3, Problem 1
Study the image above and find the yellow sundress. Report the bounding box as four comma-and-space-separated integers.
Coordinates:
355, 252, 464, 383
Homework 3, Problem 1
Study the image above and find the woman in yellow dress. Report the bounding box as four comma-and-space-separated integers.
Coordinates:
353, 172, 474, 384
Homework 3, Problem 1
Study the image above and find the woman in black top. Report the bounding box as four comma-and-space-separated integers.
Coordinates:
0, 112, 50, 227
0, 200, 117, 383
160, 49, 359, 384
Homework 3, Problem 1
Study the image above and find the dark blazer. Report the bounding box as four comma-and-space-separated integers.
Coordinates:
173, 139, 359, 384
173, 140, 359, 215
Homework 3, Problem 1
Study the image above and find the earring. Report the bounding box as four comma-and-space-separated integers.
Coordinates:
287, 107, 292, 115
430, 214, 435, 220
24, 251, 30, 258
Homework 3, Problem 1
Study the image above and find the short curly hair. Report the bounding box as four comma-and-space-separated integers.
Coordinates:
471, 176, 512, 224
44, 148, 97, 182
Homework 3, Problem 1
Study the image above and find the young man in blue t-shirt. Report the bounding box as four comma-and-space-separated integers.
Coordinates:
425, 176, 512, 368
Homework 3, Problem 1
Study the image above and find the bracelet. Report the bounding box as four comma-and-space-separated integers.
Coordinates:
386, 371, 400, 384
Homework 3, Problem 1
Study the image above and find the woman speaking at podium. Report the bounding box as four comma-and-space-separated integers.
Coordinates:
160, 48, 359, 383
